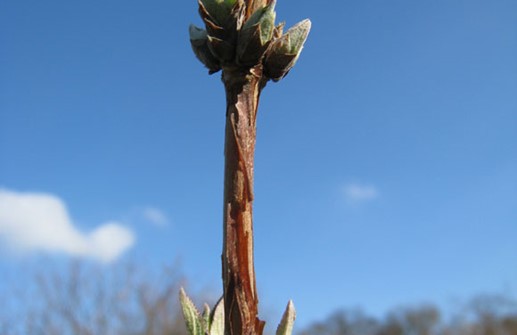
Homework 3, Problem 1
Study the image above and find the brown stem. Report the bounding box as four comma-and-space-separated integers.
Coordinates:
221, 65, 267, 335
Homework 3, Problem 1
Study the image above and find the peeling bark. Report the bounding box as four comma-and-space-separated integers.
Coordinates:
221, 65, 267, 335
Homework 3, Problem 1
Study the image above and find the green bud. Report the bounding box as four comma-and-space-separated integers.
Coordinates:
242, 0, 276, 43
207, 34, 235, 62
276, 300, 296, 335
189, 24, 221, 74
200, 0, 239, 27
264, 19, 311, 82
202, 303, 211, 331
208, 296, 225, 335
236, 1, 276, 66
179, 288, 225, 335
179, 288, 204, 335
198, 0, 242, 60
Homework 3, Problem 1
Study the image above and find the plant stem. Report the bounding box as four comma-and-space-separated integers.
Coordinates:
221, 65, 267, 335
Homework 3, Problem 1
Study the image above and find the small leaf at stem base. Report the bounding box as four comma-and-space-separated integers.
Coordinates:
276, 300, 296, 335
180, 287, 205, 335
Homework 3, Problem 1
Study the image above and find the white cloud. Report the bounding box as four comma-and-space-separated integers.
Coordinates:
343, 183, 380, 203
0, 188, 134, 263
142, 207, 169, 227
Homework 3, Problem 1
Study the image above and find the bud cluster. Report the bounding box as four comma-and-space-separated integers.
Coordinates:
180, 288, 297, 335
189, 0, 311, 82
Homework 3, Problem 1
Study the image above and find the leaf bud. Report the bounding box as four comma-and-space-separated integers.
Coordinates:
199, 0, 242, 30
236, 1, 276, 66
207, 34, 236, 63
189, 24, 222, 74
276, 300, 296, 335
264, 19, 311, 82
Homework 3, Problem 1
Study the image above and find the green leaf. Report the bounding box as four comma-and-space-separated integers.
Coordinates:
277, 19, 311, 55
276, 300, 296, 335
241, 1, 276, 45
202, 303, 211, 332
258, 3, 276, 45
263, 19, 311, 81
209, 296, 225, 335
180, 288, 204, 335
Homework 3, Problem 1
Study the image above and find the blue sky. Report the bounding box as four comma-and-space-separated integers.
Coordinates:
1, 0, 516, 330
